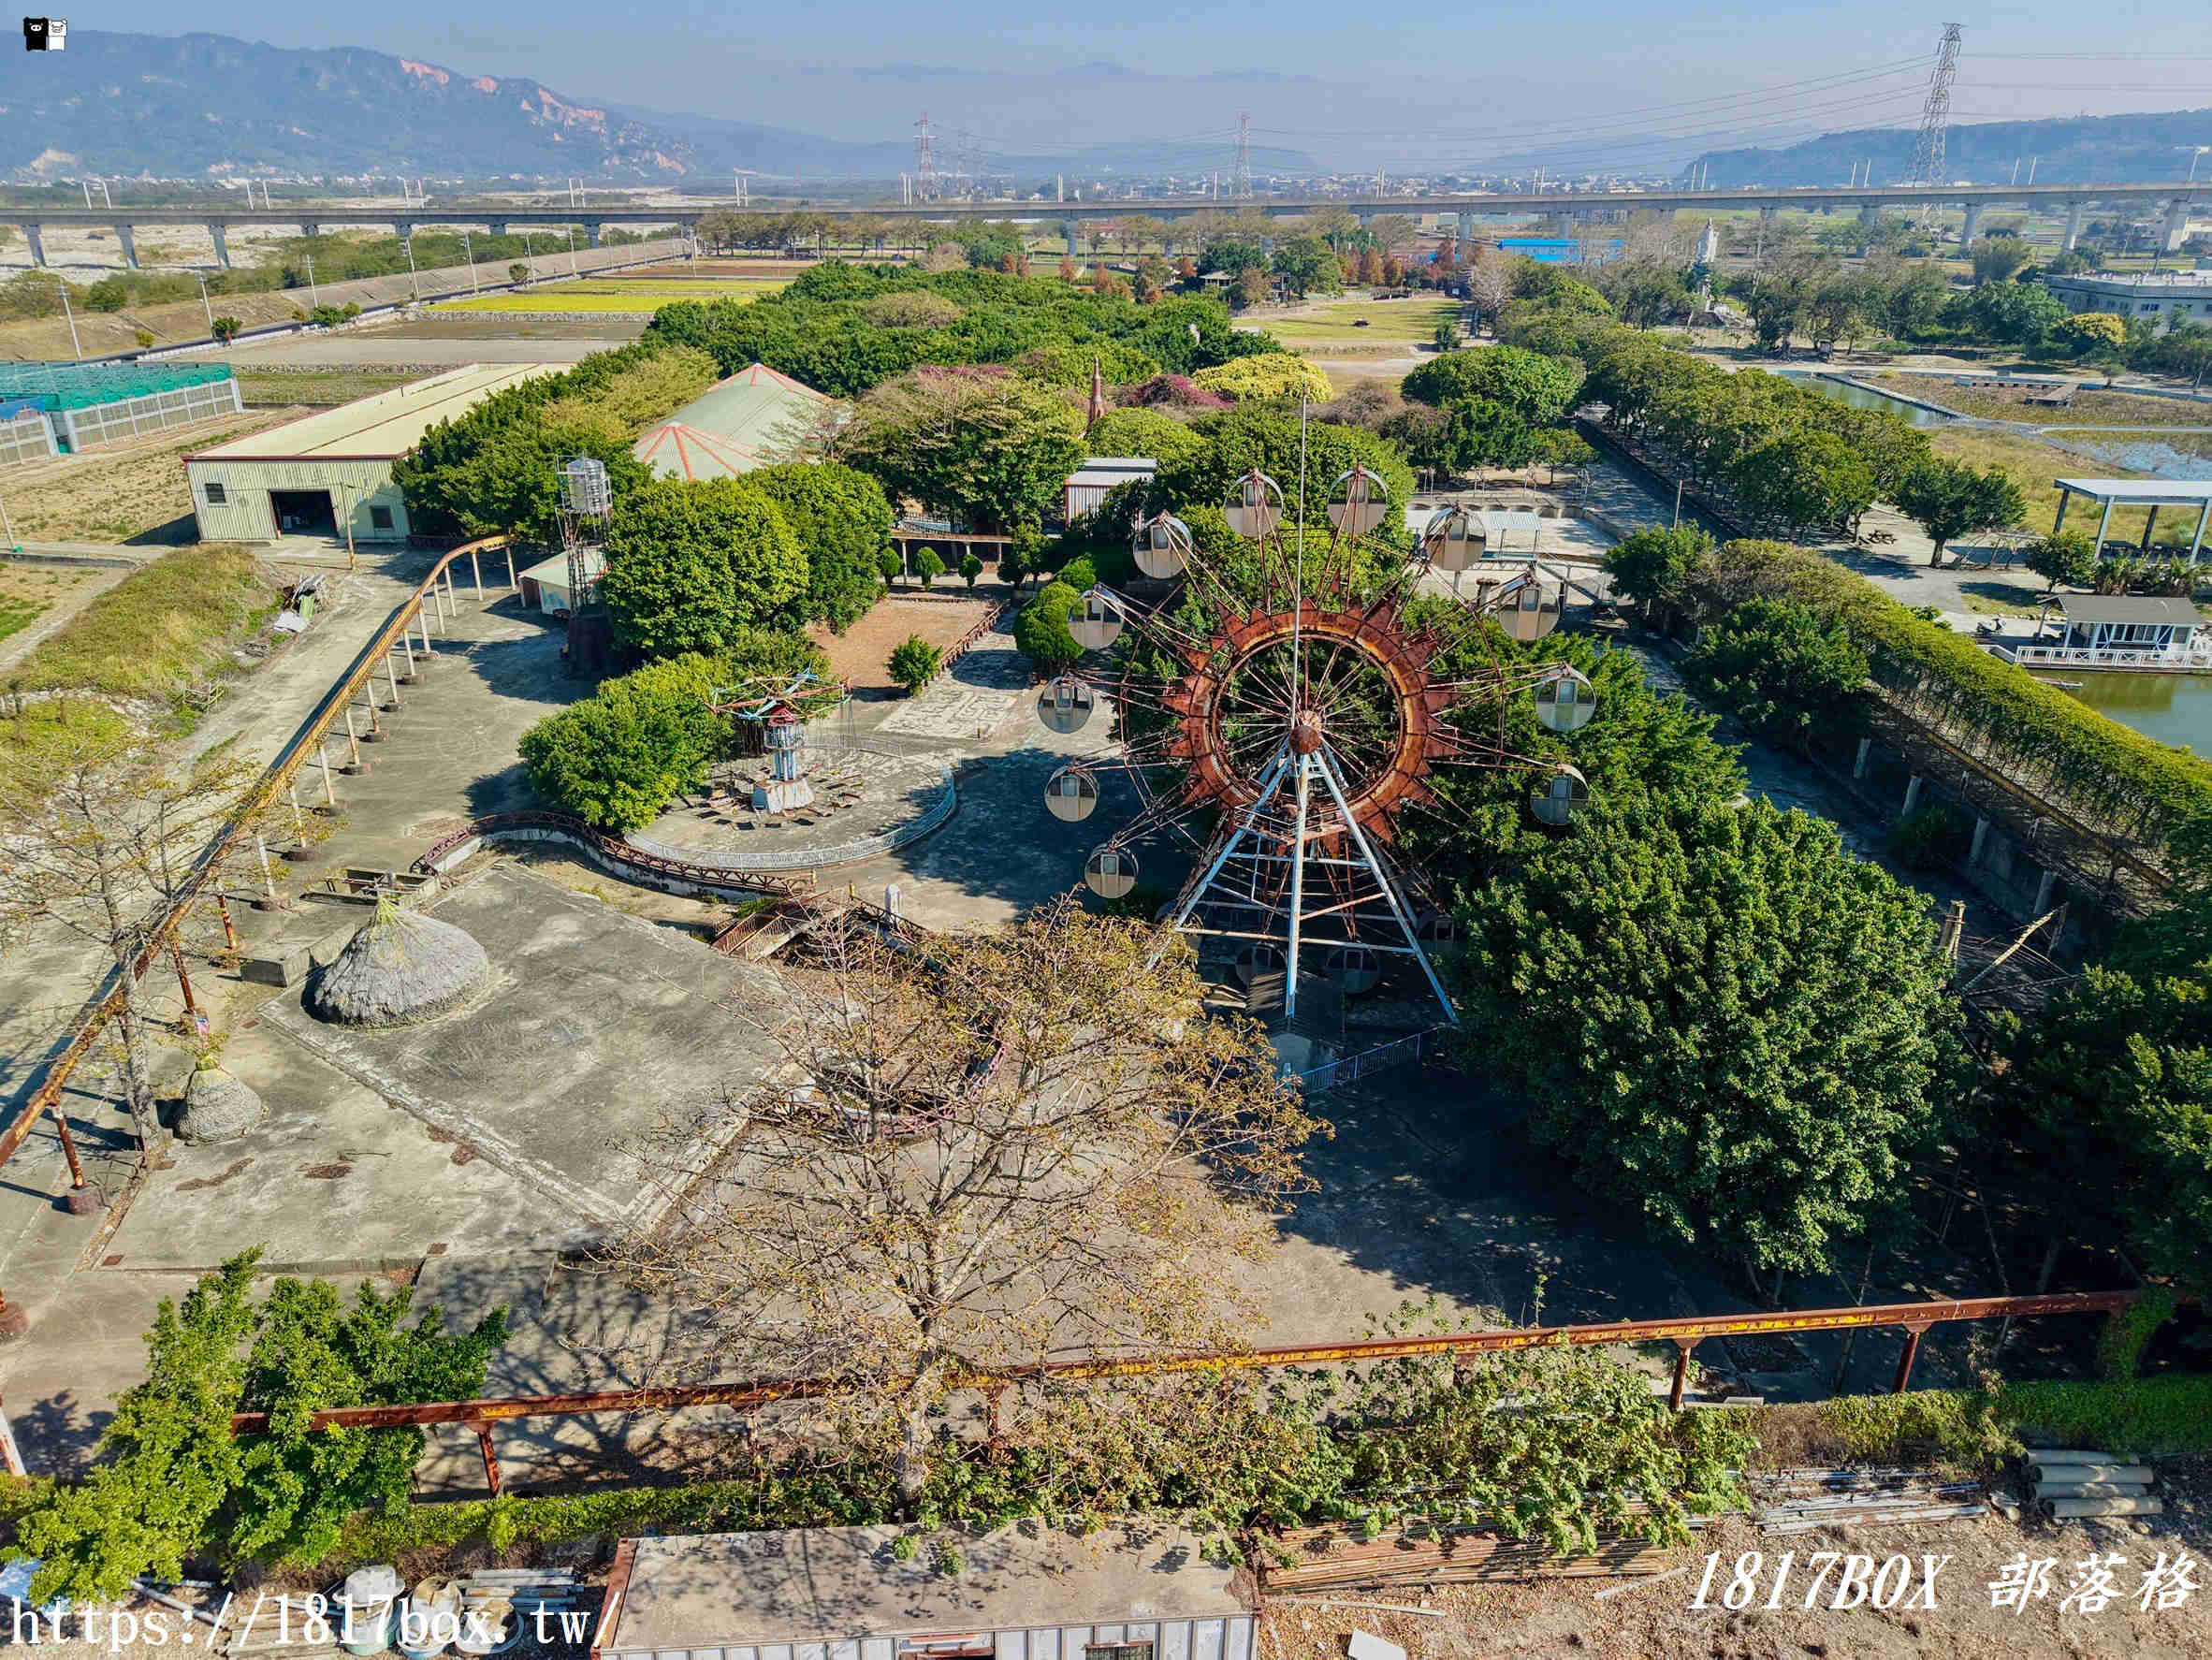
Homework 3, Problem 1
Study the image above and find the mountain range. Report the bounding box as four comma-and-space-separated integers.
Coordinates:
0, 31, 1315, 183
3, 29, 2205, 189
1689, 109, 2212, 189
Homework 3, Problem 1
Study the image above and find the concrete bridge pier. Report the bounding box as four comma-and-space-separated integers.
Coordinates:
586, 222, 603, 248
1857, 199, 1881, 226
18, 224, 46, 266
393, 219, 414, 260
2161, 197, 2196, 253
1065, 221, 1079, 258
1959, 202, 1985, 245
300, 221, 322, 240
113, 224, 139, 268
207, 223, 232, 268
2062, 201, 2088, 251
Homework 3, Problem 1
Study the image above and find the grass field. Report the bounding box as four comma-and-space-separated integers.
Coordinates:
1259, 295, 1462, 344
12, 544, 272, 697
436, 279, 787, 314
1878, 376, 2212, 428
1928, 425, 2199, 550
234, 370, 418, 407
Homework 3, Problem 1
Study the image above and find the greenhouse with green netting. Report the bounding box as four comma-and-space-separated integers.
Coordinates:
0, 360, 240, 461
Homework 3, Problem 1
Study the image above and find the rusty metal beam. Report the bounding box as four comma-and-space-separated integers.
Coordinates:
227, 1289, 2171, 1438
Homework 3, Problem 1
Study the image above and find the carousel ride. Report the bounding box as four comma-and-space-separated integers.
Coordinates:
707, 672, 859, 817
1035, 462, 1599, 1026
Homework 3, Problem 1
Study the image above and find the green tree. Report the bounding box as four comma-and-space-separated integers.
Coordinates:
210, 315, 241, 343
1086, 406, 1207, 467
2025, 528, 2098, 592
520, 653, 726, 830
1969, 235, 2034, 286
837, 371, 1084, 533
1153, 406, 1415, 528
1270, 235, 1344, 299
600, 476, 809, 658
1401, 345, 1585, 425
1891, 458, 2027, 567
1682, 596, 1870, 754
888, 634, 943, 694
1966, 281, 2064, 346
18, 1251, 508, 1601
508, 262, 530, 284
1013, 580, 1085, 675
914, 547, 945, 588
999, 530, 1034, 590
878, 548, 904, 587
1604, 524, 1715, 613
731, 461, 894, 633
1438, 396, 1536, 472
960, 552, 983, 587
1449, 794, 1955, 1284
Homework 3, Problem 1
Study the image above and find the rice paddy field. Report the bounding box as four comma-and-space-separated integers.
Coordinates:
434, 278, 787, 314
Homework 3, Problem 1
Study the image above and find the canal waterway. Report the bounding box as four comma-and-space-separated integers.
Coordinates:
1774, 371, 1955, 429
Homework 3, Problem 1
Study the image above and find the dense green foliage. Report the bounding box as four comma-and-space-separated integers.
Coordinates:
1603, 525, 1718, 612
518, 636, 826, 830
1085, 405, 1206, 466
16, 1252, 505, 1601
837, 370, 1085, 532
1191, 355, 1336, 404
2025, 528, 2098, 592
1449, 794, 1956, 1278
1151, 406, 1416, 529
1401, 346, 1585, 425
393, 342, 718, 541
735, 462, 895, 632
599, 476, 808, 659
1682, 595, 1870, 752
1013, 579, 1086, 675
644, 263, 1275, 400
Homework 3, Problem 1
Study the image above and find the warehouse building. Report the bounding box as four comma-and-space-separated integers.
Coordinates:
185, 364, 557, 545
2041, 271, 2212, 331
632, 361, 842, 481
0, 361, 241, 466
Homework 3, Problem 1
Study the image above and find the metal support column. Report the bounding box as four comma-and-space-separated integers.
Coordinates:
1892, 1324, 1928, 1392
1668, 1341, 1695, 1411
1312, 745, 1457, 1023
1283, 754, 1314, 1020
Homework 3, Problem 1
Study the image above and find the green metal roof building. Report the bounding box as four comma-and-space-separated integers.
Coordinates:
631, 362, 841, 482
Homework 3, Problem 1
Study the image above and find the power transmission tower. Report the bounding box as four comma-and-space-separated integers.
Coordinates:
1234, 112, 1252, 199
1906, 24, 1963, 191
913, 112, 939, 203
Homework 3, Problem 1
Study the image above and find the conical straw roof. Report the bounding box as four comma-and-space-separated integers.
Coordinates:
178, 1063, 266, 1143
307, 898, 492, 1028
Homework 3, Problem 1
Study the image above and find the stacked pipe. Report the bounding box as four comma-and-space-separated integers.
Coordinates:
1752, 1467, 1990, 1536
2027, 1449, 2161, 1521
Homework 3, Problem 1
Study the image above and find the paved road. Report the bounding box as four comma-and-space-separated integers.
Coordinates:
222, 335, 618, 368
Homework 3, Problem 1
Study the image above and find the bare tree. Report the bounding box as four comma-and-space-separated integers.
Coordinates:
0, 729, 279, 1147
618, 902, 1321, 1498
1463, 250, 1515, 333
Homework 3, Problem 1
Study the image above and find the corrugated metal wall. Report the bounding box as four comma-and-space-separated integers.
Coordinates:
185, 457, 408, 545
0, 411, 59, 469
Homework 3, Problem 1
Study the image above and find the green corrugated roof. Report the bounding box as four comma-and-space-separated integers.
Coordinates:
0, 360, 233, 411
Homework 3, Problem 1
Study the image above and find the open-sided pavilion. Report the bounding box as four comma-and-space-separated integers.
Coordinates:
2050, 477, 2212, 561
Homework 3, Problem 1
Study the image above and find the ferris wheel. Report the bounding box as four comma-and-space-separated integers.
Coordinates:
1034, 459, 1597, 1025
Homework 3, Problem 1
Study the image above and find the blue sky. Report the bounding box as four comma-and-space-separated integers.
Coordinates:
70, 0, 2212, 157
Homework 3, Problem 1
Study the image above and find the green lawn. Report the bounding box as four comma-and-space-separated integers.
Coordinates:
1261, 295, 1463, 344
436, 279, 787, 314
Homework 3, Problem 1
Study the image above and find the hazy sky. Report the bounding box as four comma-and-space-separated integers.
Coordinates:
66, 0, 2212, 156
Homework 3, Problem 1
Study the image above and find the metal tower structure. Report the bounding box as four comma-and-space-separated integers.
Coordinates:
913, 112, 939, 203
1234, 113, 1253, 199
1906, 24, 1963, 191
556, 456, 613, 677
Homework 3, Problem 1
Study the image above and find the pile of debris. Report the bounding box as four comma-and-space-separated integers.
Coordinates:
1749, 1467, 1994, 1536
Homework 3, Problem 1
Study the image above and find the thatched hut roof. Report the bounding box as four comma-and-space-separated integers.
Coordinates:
306, 900, 492, 1028
177, 1064, 265, 1143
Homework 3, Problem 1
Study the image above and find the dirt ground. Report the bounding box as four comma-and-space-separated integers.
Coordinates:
1263, 1507, 2212, 1658
811, 583, 1010, 696
1, 406, 305, 543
